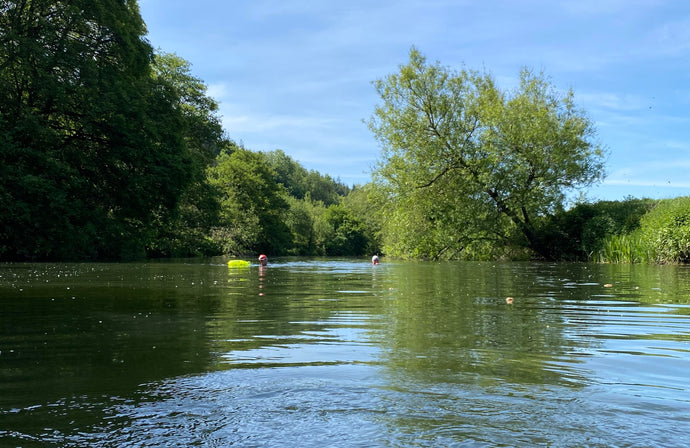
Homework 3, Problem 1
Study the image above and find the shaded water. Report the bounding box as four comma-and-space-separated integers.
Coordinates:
1, 258, 690, 447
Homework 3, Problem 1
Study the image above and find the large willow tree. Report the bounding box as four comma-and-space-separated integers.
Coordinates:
0, 1, 193, 259
369, 48, 605, 260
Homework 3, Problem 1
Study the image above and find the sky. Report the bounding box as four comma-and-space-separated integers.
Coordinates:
138, 0, 690, 202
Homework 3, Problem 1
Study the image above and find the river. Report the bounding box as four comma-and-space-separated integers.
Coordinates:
1, 258, 690, 447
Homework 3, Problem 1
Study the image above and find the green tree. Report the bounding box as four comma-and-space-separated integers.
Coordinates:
151, 52, 223, 165
284, 196, 316, 255
207, 148, 292, 255
264, 149, 309, 199
369, 48, 605, 259
319, 204, 368, 256
263, 149, 350, 206
146, 52, 225, 257
0, 0, 192, 259
304, 171, 350, 205
341, 183, 382, 256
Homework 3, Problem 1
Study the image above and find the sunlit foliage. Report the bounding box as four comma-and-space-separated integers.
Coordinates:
368, 48, 606, 260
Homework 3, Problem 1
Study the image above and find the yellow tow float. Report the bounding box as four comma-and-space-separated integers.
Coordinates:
227, 259, 251, 268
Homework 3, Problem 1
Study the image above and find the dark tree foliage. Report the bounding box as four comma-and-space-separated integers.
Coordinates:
151, 52, 223, 167
0, 0, 192, 259
535, 198, 657, 260
145, 52, 225, 257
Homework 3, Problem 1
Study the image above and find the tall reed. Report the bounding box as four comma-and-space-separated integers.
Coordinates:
596, 231, 656, 263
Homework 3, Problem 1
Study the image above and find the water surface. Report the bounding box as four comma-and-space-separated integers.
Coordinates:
1, 259, 690, 447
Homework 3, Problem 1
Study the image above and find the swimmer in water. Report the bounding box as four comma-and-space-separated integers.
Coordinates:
258, 254, 268, 266
372, 255, 379, 265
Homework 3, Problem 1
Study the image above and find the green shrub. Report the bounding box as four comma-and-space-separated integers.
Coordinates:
538, 197, 656, 260
639, 196, 690, 263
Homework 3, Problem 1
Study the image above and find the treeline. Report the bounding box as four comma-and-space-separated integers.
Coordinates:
522, 196, 690, 264
168, 145, 380, 258
0, 0, 379, 260
2, 2, 688, 263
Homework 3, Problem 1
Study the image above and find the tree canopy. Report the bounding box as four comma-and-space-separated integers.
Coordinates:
0, 0, 193, 259
263, 149, 350, 205
369, 48, 606, 260
207, 147, 292, 255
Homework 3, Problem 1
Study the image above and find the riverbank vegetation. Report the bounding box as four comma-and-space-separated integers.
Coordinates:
1, 2, 687, 263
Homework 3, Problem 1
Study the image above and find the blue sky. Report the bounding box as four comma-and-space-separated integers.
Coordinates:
139, 0, 690, 201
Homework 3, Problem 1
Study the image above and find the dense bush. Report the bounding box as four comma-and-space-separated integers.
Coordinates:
638, 197, 690, 263
537, 198, 656, 261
